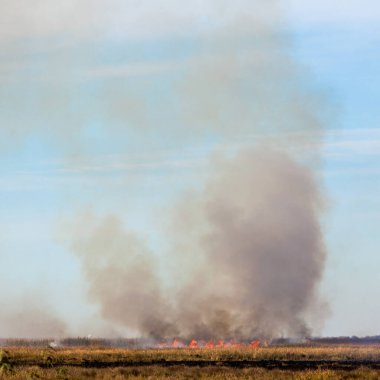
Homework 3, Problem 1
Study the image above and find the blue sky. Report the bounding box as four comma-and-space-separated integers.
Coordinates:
0, 0, 379, 338
289, 9, 380, 335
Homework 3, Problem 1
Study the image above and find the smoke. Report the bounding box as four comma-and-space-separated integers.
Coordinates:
0, 1, 324, 153
0, 1, 328, 339
71, 147, 326, 340
0, 301, 67, 339
71, 213, 178, 339
168, 148, 325, 339
65, 2, 328, 340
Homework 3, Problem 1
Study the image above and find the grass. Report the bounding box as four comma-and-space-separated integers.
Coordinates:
3, 345, 380, 363
0, 345, 379, 379
2, 366, 380, 379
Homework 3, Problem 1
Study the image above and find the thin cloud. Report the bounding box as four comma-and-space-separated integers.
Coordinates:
287, 0, 380, 28
324, 128, 380, 158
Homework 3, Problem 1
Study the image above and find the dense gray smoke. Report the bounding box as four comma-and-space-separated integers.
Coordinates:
168, 148, 325, 339
72, 148, 326, 340
71, 214, 177, 339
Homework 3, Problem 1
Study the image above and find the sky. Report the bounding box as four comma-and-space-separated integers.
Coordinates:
0, 0, 379, 338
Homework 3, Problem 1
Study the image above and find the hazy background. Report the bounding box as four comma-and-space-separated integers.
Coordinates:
0, 0, 379, 338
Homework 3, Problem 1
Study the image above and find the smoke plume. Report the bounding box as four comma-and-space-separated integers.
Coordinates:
71, 214, 178, 339
168, 148, 325, 339
0, 1, 328, 339
71, 146, 326, 340
67, 1, 328, 341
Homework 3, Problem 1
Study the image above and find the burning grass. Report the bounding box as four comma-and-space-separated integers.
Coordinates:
2, 345, 380, 363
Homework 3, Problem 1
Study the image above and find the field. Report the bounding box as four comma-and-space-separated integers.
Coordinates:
1, 345, 380, 379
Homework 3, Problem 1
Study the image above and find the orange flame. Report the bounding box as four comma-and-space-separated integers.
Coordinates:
189, 339, 198, 348
172, 339, 179, 348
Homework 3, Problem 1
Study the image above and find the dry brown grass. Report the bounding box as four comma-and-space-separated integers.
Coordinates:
1, 345, 380, 379
2, 365, 380, 379
3, 345, 380, 364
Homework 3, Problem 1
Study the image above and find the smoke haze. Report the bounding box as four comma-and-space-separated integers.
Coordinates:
0, 300, 67, 339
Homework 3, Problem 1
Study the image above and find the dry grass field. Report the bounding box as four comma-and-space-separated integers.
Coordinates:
1, 345, 380, 379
